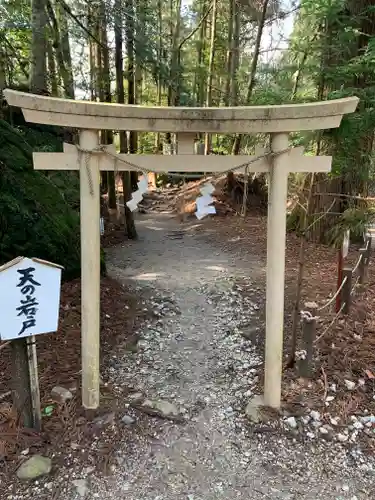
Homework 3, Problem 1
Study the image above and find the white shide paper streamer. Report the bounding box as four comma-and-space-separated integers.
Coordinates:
126, 177, 149, 212
195, 182, 216, 220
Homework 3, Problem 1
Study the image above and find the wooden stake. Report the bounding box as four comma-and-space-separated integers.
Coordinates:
365, 235, 372, 266
11, 338, 33, 428
26, 336, 42, 431
335, 248, 343, 313
359, 248, 366, 285
342, 267, 352, 315
299, 302, 318, 378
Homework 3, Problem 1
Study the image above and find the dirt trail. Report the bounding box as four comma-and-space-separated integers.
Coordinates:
81, 214, 373, 500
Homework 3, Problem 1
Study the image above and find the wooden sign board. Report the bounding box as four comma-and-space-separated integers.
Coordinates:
0, 257, 63, 341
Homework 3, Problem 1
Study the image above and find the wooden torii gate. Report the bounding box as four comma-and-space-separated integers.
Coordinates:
4, 90, 358, 410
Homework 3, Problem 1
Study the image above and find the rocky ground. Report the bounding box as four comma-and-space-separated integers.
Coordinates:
2, 211, 374, 500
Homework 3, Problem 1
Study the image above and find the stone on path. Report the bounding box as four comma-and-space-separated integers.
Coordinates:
141, 399, 180, 419
285, 416, 297, 429
51, 386, 73, 403
72, 478, 89, 497
245, 395, 265, 424
16, 455, 52, 480
121, 414, 136, 425
92, 412, 116, 428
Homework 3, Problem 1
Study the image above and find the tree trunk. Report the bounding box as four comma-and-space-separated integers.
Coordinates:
204, 0, 218, 155
125, 0, 138, 237
155, 0, 163, 151
223, 0, 234, 106
169, 0, 182, 107
56, 0, 74, 98
231, 1, 240, 105
287, 173, 315, 368
194, 0, 208, 107
30, 0, 47, 93
46, 40, 58, 95
232, 0, 269, 154
115, 0, 137, 239
0, 46, 6, 119
46, 0, 74, 98
99, 0, 116, 210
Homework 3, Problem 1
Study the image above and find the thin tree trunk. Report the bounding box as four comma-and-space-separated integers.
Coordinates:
231, 0, 240, 105
125, 0, 138, 236
99, 0, 116, 210
46, 0, 74, 98
287, 173, 315, 368
56, 0, 74, 98
47, 41, 58, 95
0, 46, 6, 118
89, 37, 95, 100
30, 0, 47, 93
204, 0, 218, 155
115, 0, 136, 239
223, 0, 234, 106
194, 0, 208, 107
155, 0, 163, 151
170, 0, 182, 107
232, 0, 269, 154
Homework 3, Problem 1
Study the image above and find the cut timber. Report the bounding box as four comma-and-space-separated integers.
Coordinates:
4, 89, 358, 133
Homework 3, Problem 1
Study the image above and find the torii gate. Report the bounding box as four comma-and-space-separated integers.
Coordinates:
4, 90, 358, 410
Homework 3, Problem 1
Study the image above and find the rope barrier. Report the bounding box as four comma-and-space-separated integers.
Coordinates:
75, 143, 293, 185
350, 275, 361, 296
352, 253, 363, 274
314, 302, 346, 343
317, 276, 347, 311
300, 309, 320, 322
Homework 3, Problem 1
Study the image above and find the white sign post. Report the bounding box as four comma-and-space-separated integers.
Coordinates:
0, 257, 63, 429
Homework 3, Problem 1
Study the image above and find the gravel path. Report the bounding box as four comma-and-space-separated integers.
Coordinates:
84, 214, 373, 500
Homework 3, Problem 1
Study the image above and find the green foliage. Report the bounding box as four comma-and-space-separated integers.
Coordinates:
0, 120, 81, 280
327, 207, 375, 247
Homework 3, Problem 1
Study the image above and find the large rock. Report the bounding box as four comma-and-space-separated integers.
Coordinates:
16, 455, 52, 480
0, 120, 82, 279
245, 395, 265, 424
72, 478, 89, 497
141, 399, 180, 419
51, 386, 73, 403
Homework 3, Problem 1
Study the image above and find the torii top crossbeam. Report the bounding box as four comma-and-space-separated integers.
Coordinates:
4, 89, 358, 133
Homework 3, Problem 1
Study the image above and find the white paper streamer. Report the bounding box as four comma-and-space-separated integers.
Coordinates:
195, 182, 216, 220
126, 177, 148, 212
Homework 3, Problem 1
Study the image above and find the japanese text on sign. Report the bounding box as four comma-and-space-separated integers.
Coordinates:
16, 267, 41, 336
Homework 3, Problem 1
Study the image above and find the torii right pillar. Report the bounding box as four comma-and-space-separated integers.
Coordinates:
264, 132, 292, 408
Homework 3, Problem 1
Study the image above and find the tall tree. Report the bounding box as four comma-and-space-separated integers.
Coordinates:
56, 0, 74, 98
115, 0, 137, 238
204, 0, 218, 154
30, 0, 47, 93
232, 0, 269, 154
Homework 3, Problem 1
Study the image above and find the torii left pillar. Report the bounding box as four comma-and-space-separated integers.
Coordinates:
79, 130, 101, 408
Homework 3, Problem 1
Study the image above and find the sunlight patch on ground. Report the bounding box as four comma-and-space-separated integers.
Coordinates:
133, 272, 166, 281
